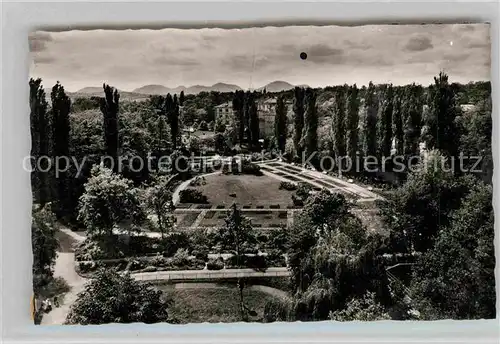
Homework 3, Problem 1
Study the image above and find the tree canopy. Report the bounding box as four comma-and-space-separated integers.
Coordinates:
66, 269, 170, 325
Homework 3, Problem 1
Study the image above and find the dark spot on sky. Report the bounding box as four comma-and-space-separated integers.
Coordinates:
300, 52, 307, 60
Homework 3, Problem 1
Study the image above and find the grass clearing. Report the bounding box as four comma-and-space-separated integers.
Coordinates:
194, 174, 294, 207
159, 285, 277, 323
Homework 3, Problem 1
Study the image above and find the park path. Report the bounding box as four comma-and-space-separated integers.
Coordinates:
172, 171, 221, 205
258, 161, 382, 201
132, 267, 290, 282
40, 251, 87, 325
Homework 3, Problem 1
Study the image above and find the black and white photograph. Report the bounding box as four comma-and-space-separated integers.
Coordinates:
28, 23, 494, 325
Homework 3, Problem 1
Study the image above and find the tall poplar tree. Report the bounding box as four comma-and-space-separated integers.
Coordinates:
232, 90, 245, 145
346, 85, 360, 172
248, 92, 260, 150
403, 84, 423, 162
332, 86, 347, 160
379, 84, 394, 158
179, 90, 185, 106
363, 82, 378, 158
293, 87, 305, 157
29, 78, 50, 206
300, 88, 318, 163
100, 84, 120, 172
51, 81, 71, 213
274, 95, 287, 153
392, 90, 404, 156
422, 72, 460, 158
171, 94, 180, 149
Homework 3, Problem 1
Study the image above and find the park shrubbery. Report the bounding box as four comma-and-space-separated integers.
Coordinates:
279, 181, 297, 191
179, 189, 208, 203
266, 250, 287, 267
291, 182, 313, 206
206, 257, 224, 270
221, 159, 263, 176
225, 254, 268, 271
161, 232, 192, 256
241, 160, 263, 176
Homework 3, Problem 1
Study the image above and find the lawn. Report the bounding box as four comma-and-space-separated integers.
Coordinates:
159, 285, 277, 324
193, 174, 294, 208
175, 212, 201, 227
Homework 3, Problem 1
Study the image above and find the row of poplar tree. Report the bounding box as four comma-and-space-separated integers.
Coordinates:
29, 79, 184, 215
272, 72, 461, 170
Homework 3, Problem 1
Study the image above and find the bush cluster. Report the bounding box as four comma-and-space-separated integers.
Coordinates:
179, 189, 208, 203
225, 254, 268, 271
206, 257, 224, 270
279, 181, 297, 191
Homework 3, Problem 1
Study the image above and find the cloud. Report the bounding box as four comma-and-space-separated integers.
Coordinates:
443, 52, 471, 63
153, 56, 199, 66
226, 54, 271, 71
28, 32, 52, 52
305, 44, 344, 64
404, 35, 434, 52
29, 24, 490, 91
33, 55, 55, 64
343, 39, 371, 50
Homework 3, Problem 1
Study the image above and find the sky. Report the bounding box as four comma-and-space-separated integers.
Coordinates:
29, 24, 491, 92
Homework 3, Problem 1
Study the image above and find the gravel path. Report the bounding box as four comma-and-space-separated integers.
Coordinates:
40, 252, 87, 325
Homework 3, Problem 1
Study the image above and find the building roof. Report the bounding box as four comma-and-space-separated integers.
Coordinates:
261, 98, 293, 105
215, 102, 232, 108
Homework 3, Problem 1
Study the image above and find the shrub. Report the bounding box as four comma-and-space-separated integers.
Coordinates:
225, 254, 267, 271
291, 182, 313, 206
241, 160, 263, 176
291, 194, 304, 206
264, 298, 295, 323
128, 258, 147, 271
192, 250, 209, 262
189, 229, 212, 255
266, 250, 287, 267
295, 182, 313, 199
198, 120, 208, 131
78, 261, 97, 273
215, 120, 226, 133
161, 232, 191, 257
257, 233, 269, 244
279, 181, 297, 191
171, 248, 190, 267
206, 257, 224, 270
142, 266, 157, 272
179, 189, 208, 203
150, 254, 168, 267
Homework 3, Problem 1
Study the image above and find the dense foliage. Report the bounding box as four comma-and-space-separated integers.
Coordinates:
32, 205, 58, 294
66, 269, 170, 324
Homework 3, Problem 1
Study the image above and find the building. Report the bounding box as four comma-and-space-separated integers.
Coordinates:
215, 98, 292, 138
257, 98, 293, 137
214, 102, 234, 129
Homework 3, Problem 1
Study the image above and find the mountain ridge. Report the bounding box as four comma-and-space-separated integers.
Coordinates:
74, 81, 311, 96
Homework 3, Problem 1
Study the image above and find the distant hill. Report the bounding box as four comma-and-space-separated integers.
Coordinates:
258, 81, 310, 93
210, 82, 242, 93
133, 82, 242, 95
76, 86, 109, 94
73, 80, 308, 98
132, 84, 171, 95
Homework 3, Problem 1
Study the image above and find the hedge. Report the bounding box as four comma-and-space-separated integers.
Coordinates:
179, 189, 208, 203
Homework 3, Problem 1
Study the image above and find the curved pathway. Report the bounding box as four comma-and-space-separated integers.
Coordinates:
41, 227, 87, 325
172, 171, 221, 205
132, 267, 290, 282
